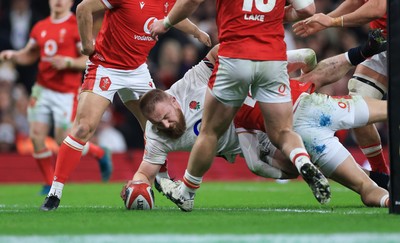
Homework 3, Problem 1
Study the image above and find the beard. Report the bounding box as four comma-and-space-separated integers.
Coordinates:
159, 108, 186, 139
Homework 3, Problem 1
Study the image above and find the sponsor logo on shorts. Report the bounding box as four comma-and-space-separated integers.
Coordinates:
278, 84, 288, 96
338, 101, 347, 109
29, 97, 37, 107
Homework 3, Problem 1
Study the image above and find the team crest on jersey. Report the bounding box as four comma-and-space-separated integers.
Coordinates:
164, 2, 169, 14
100, 77, 112, 91
189, 101, 200, 110
59, 28, 66, 43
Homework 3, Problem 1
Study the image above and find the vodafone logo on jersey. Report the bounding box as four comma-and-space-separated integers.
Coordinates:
134, 17, 157, 42
44, 40, 58, 57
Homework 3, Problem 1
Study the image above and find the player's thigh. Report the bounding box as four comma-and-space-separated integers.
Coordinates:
258, 101, 294, 137
364, 98, 387, 123
329, 155, 373, 194
122, 99, 147, 130
251, 60, 291, 104
49, 90, 76, 135
201, 90, 238, 138
27, 84, 52, 126
294, 93, 369, 131
72, 92, 111, 132
209, 57, 252, 107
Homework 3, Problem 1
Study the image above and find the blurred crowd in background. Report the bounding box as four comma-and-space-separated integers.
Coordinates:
0, 0, 388, 153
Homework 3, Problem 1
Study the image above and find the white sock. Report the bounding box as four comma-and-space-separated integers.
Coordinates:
181, 170, 202, 199
289, 148, 311, 172
380, 194, 389, 207
81, 142, 89, 156
48, 181, 64, 199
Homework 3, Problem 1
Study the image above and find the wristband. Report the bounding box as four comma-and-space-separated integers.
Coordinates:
332, 16, 344, 27
163, 16, 173, 29
346, 46, 365, 66
65, 57, 73, 68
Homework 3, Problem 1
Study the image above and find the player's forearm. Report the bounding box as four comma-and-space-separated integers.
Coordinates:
76, 2, 95, 54
12, 48, 40, 66
327, 0, 364, 17
66, 55, 88, 70
339, 1, 386, 27
285, 0, 316, 22
174, 18, 198, 36
299, 54, 352, 89
167, 0, 204, 26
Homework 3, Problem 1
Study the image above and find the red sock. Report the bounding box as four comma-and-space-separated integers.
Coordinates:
33, 149, 54, 185
360, 144, 389, 174
53, 135, 85, 183
86, 142, 105, 159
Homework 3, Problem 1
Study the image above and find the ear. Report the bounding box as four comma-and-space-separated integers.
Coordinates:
171, 96, 181, 109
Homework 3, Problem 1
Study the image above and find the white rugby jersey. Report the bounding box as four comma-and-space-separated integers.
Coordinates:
143, 61, 241, 165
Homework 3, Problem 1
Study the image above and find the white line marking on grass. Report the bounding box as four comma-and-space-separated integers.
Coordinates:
0, 206, 381, 215
196, 207, 382, 214
1, 234, 400, 243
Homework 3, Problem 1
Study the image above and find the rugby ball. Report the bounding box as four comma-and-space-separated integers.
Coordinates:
124, 181, 154, 210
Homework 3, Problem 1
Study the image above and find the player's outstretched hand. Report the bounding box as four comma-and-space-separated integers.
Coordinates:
120, 180, 133, 201
292, 13, 330, 37
0, 50, 16, 62
194, 29, 212, 47
49, 55, 71, 70
150, 19, 169, 41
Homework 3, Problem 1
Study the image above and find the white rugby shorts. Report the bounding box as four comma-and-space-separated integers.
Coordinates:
82, 62, 155, 103
27, 84, 77, 129
209, 57, 292, 107
293, 93, 369, 176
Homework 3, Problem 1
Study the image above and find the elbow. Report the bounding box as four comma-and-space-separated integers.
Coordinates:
374, 5, 387, 19
369, 0, 387, 19
76, 1, 88, 18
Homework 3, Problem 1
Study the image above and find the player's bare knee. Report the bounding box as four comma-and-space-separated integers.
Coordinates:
73, 123, 94, 140
29, 128, 46, 142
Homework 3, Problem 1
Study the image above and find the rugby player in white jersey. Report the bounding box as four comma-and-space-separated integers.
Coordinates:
121, 31, 389, 208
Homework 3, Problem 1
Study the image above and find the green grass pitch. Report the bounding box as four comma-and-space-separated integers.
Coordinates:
1, 180, 400, 242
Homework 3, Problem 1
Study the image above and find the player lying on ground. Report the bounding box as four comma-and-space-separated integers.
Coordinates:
234, 51, 389, 208
121, 30, 388, 208
122, 45, 330, 206
293, 0, 390, 175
